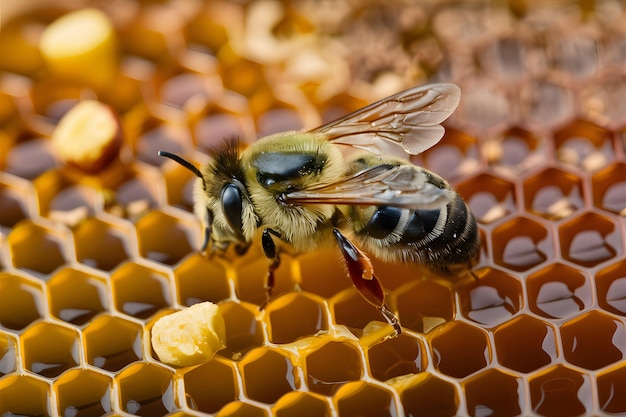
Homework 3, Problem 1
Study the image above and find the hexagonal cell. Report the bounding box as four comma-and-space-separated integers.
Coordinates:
493, 314, 558, 373
0, 272, 45, 330
111, 261, 172, 319
136, 209, 197, 265
54, 369, 113, 416
596, 259, 626, 316
458, 267, 523, 326
184, 355, 239, 413
366, 333, 426, 382
393, 278, 454, 334
523, 167, 584, 220
46, 184, 103, 227
298, 246, 352, 298
0, 375, 51, 417
0, 332, 18, 376
7, 219, 71, 275
558, 211, 621, 268
218, 301, 265, 360
333, 381, 398, 417
456, 173, 516, 224
392, 373, 460, 417
159, 151, 202, 212
592, 162, 626, 215
215, 401, 269, 417
233, 251, 297, 306
272, 391, 330, 417
83, 314, 143, 372
430, 321, 491, 378
117, 363, 177, 415
72, 216, 134, 271
22, 322, 80, 378
528, 365, 593, 416
135, 123, 190, 166
526, 263, 592, 320
303, 339, 363, 396
486, 126, 546, 175
597, 362, 626, 414
549, 34, 599, 81
331, 288, 389, 336
554, 119, 613, 171
463, 369, 525, 417
239, 347, 299, 403
520, 79, 575, 129
5, 137, 58, 180
265, 292, 328, 344
560, 310, 626, 370
420, 127, 480, 181
492, 216, 553, 272
48, 267, 109, 325
108, 163, 163, 221
0, 174, 36, 228
174, 253, 231, 306
193, 110, 254, 153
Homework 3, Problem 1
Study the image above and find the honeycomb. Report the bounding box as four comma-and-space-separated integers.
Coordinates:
1, 1, 626, 416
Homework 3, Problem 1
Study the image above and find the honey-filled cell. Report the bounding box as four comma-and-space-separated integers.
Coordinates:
117, 363, 177, 415
54, 369, 113, 416
184, 355, 239, 413
523, 167, 584, 220
0, 176, 36, 228
298, 246, 352, 298
110, 261, 172, 319
393, 278, 455, 334
463, 369, 525, 417
528, 365, 593, 417
0, 332, 17, 376
456, 173, 517, 224
366, 333, 427, 382
331, 287, 389, 336
265, 292, 328, 344
0, 272, 45, 331
215, 401, 269, 417
597, 363, 626, 414
272, 391, 330, 417
486, 126, 544, 175
333, 381, 399, 417
303, 339, 363, 396
391, 373, 460, 417
83, 314, 143, 372
218, 301, 265, 360
553, 119, 613, 172
0, 375, 51, 417
233, 252, 297, 306
47, 267, 109, 325
596, 259, 626, 316
420, 127, 480, 181
21, 321, 81, 378
174, 253, 231, 306
592, 162, 626, 215
429, 321, 491, 378
135, 209, 197, 265
7, 219, 71, 275
492, 216, 553, 272
558, 211, 621, 268
239, 347, 299, 404
72, 216, 134, 271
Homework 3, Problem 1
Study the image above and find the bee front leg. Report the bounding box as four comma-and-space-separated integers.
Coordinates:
332, 229, 401, 335
260, 228, 281, 310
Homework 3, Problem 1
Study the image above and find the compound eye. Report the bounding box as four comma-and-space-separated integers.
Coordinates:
221, 183, 244, 237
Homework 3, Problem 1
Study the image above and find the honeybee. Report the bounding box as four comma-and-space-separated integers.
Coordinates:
159, 83, 479, 335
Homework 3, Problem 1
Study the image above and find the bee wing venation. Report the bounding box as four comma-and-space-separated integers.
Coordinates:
284, 165, 453, 210
310, 83, 461, 156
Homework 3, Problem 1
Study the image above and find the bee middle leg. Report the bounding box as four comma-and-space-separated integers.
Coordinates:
260, 228, 281, 310
332, 229, 401, 335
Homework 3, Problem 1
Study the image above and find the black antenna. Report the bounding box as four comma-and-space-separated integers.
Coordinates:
158, 151, 203, 179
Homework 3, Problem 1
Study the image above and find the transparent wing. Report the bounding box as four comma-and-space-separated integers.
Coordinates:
310, 83, 461, 156
284, 165, 453, 210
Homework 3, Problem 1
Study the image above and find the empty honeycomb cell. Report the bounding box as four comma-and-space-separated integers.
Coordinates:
550, 33, 599, 81
558, 211, 621, 267
463, 369, 525, 417
331, 287, 390, 336
0, 375, 51, 417
7, 219, 72, 275
521, 79, 575, 129
596, 259, 626, 316
430, 321, 491, 378
458, 267, 523, 326
333, 381, 398, 417
523, 167, 585, 220
240, 347, 299, 403
110, 164, 163, 220
5, 138, 59, 180
488, 126, 544, 174
303, 339, 363, 396
136, 209, 197, 265
492, 216, 553, 272
554, 119, 613, 171
560, 310, 626, 370
193, 111, 252, 153
392, 372, 460, 417
528, 364, 593, 417
592, 162, 626, 215
184, 355, 239, 413
47, 184, 103, 227
73, 216, 134, 271
21, 321, 80, 378
0, 175, 36, 228
47, 267, 108, 325
272, 391, 330, 417
218, 301, 264, 360
456, 173, 516, 224
136, 124, 190, 167
597, 363, 626, 414
265, 292, 328, 344
54, 368, 113, 416
233, 251, 297, 306
365, 332, 426, 382
526, 263, 592, 320
393, 278, 454, 334
215, 401, 269, 417
0, 272, 44, 330
493, 314, 558, 373
420, 127, 479, 180
298, 246, 352, 298
0, 332, 17, 376
117, 362, 177, 415
174, 253, 231, 306
83, 314, 143, 372
256, 106, 306, 137
111, 261, 172, 319
159, 69, 220, 111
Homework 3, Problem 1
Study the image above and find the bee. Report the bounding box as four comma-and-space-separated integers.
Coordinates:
159, 83, 479, 335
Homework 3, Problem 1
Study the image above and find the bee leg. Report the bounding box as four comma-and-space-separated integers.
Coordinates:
259, 228, 281, 310
200, 207, 213, 254
332, 229, 401, 335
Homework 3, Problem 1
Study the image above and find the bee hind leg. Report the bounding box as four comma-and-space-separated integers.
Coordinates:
259, 228, 281, 310
332, 229, 401, 335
